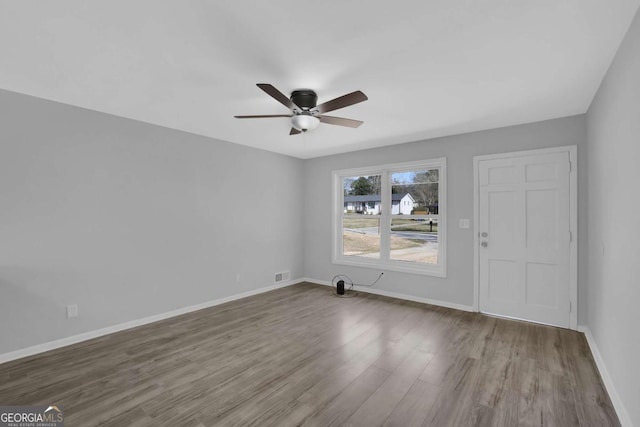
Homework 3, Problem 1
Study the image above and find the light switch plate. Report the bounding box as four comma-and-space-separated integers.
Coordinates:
459, 219, 470, 229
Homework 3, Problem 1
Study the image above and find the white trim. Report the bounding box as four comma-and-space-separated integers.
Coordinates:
472, 145, 578, 330
578, 326, 632, 427
473, 156, 480, 312
0, 279, 300, 365
568, 146, 578, 330
302, 277, 473, 313
473, 145, 577, 162
332, 157, 447, 278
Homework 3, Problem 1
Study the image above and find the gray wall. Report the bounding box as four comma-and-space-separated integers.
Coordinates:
0, 90, 304, 355
303, 115, 588, 322
586, 7, 640, 425
0, 90, 591, 358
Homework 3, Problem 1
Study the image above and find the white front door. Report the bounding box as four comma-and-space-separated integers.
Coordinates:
477, 149, 573, 328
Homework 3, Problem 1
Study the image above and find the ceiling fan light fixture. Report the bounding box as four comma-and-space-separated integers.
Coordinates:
290, 113, 320, 131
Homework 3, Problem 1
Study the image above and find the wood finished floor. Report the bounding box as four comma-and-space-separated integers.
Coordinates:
0, 283, 619, 426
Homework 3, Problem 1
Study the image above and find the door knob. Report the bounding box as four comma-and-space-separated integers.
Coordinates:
481, 241, 488, 248
481, 232, 488, 237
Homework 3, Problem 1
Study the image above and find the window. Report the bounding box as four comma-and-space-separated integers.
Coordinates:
333, 158, 446, 277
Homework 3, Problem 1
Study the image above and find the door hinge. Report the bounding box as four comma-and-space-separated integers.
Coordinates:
569, 161, 572, 172
570, 301, 572, 312
569, 231, 573, 242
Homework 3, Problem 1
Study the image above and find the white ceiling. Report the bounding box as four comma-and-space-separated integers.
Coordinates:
1, 1, 638, 159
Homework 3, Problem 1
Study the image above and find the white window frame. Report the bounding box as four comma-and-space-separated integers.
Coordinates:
332, 158, 447, 277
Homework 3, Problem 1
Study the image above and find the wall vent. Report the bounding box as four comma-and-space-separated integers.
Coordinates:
275, 271, 290, 283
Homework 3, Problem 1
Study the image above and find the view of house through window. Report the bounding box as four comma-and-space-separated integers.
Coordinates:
389, 168, 439, 264
342, 175, 382, 258
335, 159, 446, 276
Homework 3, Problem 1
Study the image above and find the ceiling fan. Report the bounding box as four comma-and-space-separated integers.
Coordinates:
234, 84, 368, 135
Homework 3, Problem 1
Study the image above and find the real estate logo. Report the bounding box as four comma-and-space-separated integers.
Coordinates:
0, 405, 64, 427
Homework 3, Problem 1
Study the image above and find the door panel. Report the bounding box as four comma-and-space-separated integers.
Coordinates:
488, 260, 518, 302
526, 263, 558, 307
526, 189, 558, 254
478, 151, 571, 327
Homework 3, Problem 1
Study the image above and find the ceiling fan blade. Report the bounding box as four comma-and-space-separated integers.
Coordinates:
319, 115, 363, 128
289, 128, 302, 135
313, 90, 368, 114
257, 83, 300, 112
234, 114, 292, 119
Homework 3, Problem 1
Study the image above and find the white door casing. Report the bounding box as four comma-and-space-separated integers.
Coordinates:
474, 146, 577, 329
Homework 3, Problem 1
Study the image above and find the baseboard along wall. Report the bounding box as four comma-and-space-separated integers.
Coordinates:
0, 277, 473, 364
0, 279, 298, 365
577, 326, 632, 427
301, 277, 474, 313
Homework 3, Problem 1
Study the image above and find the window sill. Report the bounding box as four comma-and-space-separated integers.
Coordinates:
332, 256, 447, 278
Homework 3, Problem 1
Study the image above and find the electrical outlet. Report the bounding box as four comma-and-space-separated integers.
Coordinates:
235, 273, 241, 283
67, 304, 78, 319
459, 219, 470, 229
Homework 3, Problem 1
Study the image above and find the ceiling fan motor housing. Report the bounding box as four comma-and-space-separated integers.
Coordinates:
290, 90, 317, 110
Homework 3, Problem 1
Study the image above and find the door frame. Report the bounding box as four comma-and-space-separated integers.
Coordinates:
472, 145, 578, 330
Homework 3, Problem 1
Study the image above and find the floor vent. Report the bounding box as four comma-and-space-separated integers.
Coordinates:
275, 271, 290, 283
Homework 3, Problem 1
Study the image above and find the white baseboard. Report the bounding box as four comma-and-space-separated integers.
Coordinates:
578, 325, 632, 427
0, 279, 300, 365
301, 277, 474, 313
